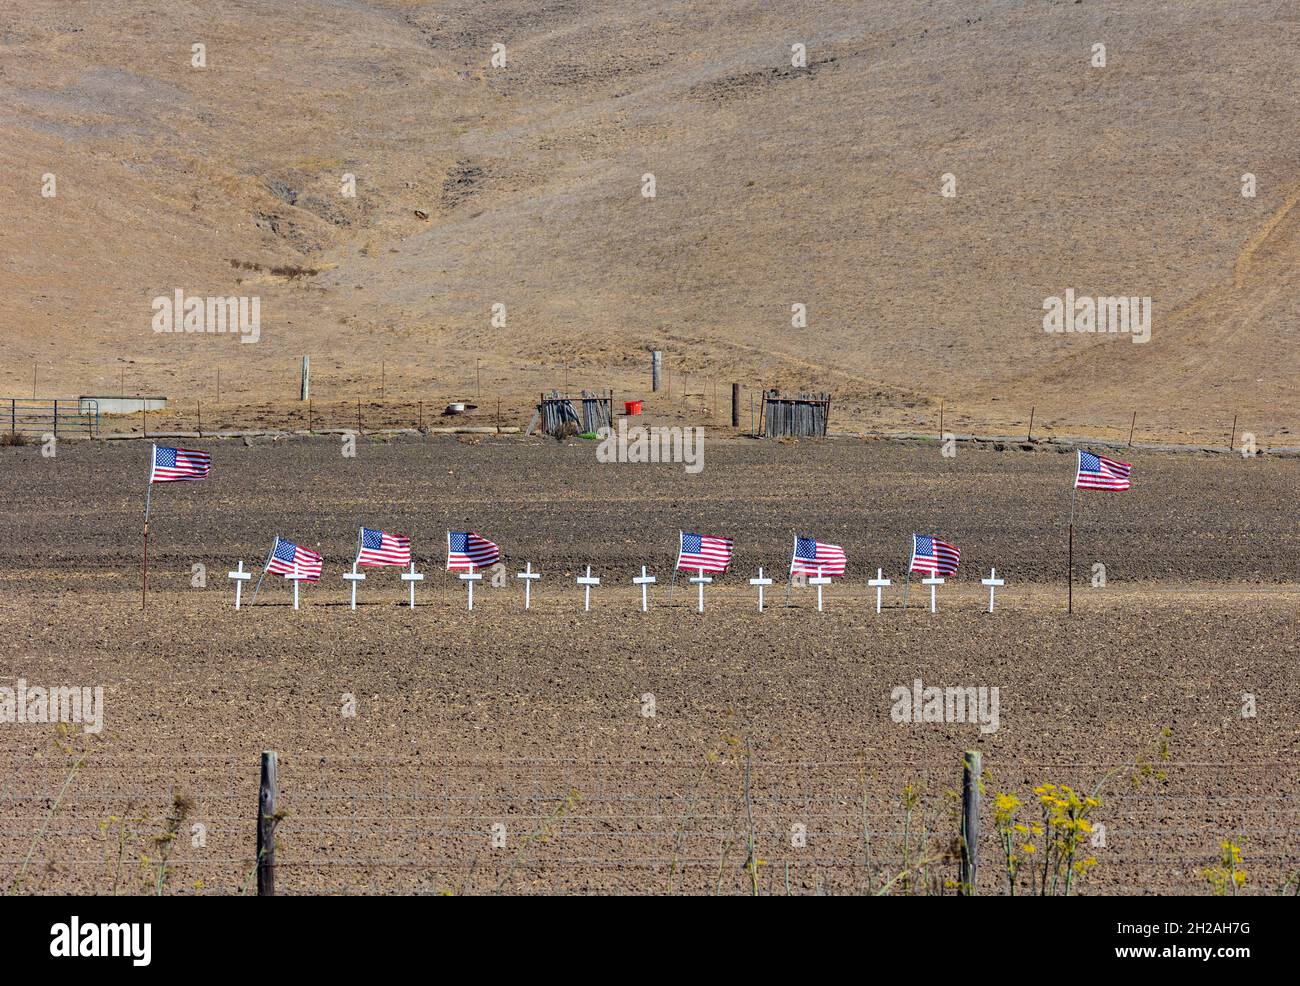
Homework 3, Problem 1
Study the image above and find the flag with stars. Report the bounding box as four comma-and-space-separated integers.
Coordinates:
790, 536, 847, 577
1075, 450, 1132, 491
909, 534, 960, 576
447, 531, 500, 570
676, 531, 733, 573
266, 536, 322, 581
149, 444, 210, 483
356, 527, 411, 567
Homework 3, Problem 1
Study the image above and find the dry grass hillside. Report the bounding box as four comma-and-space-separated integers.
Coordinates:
2, 0, 1296, 442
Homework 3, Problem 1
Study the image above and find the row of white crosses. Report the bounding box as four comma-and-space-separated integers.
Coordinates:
227, 559, 1007, 612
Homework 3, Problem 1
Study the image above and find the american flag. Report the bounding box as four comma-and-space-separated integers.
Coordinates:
1075, 450, 1132, 491
447, 531, 500, 570
266, 536, 323, 582
676, 531, 733, 573
910, 534, 961, 576
149, 444, 210, 483
356, 527, 411, 567
791, 535, 847, 577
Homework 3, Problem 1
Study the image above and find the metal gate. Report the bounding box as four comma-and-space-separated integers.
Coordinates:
2, 398, 100, 437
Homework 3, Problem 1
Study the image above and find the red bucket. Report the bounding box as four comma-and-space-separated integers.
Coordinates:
624, 400, 643, 415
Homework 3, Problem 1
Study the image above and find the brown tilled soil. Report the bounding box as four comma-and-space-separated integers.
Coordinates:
2, 437, 1297, 894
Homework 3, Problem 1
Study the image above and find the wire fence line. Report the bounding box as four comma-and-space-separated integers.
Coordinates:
3, 754, 1297, 895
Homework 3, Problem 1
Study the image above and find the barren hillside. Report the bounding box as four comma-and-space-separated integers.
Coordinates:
2, 0, 1296, 442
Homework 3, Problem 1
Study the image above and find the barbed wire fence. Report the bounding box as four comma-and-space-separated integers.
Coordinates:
3, 752, 1297, 896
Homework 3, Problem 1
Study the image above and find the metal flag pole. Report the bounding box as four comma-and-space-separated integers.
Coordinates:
784, 535, 796, 607
668, 531, 680, 606
902, 535, 914, 610
141, 467, 154, 611
1068, 485, 1078, 615
248, 537, 278, 608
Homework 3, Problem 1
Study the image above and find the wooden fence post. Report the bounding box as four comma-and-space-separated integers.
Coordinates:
960, 750, 981, 895
257, 751, 278, 896
731, 383, 740, 428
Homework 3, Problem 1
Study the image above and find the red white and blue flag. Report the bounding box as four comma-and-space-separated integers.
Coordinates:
910, 534, 960, 576
150, 444, 210, 483
676, 531, 733, 573
356, 527, 411, 567
447, 531, 500, 570
266, 536, 323, 581
791, 536, 847, 577
1075, 450, 1132, 491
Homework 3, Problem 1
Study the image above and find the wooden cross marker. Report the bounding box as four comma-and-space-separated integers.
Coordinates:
749, 567, 774, 611
459, 568, 483, 610
982, 567, 1006, 613
921, 576, 945, 613
632, 565, 656, 612
689, 567, 712, 613
227, 560, 252, 610
341, 561, 366, 611
283, 573, 308, 610
576, 565, 600, 611
400, 561, 424, 608
808, 566, 832, 612
516, 562, 541, 610
868, 568, 892, 614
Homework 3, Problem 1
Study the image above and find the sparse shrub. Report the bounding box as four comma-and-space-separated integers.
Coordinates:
1204, 839, 1247, 896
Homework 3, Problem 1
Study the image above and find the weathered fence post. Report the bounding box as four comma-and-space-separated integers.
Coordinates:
960, 750, 981, 895
651, 351, 661, 392
300, 356, 310, 401
732, 383, 740, 428
257, 750, 278, 896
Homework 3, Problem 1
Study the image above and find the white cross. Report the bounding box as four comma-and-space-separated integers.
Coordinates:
401, 561, 424, 608
921, 576, 945, 613
808, 567, 833, 612
227, 560, 252, 610
868, 568, 892, 614
576, 565, 600, 611
982, 567, 1006, 612
632, 565, 656, 612
459, 568, 483, 610
516, 562, 541, 610
749, 567, 774, 611
341, 561, 366, 610
689, 567, 713, 613
283, 573, 309, 610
